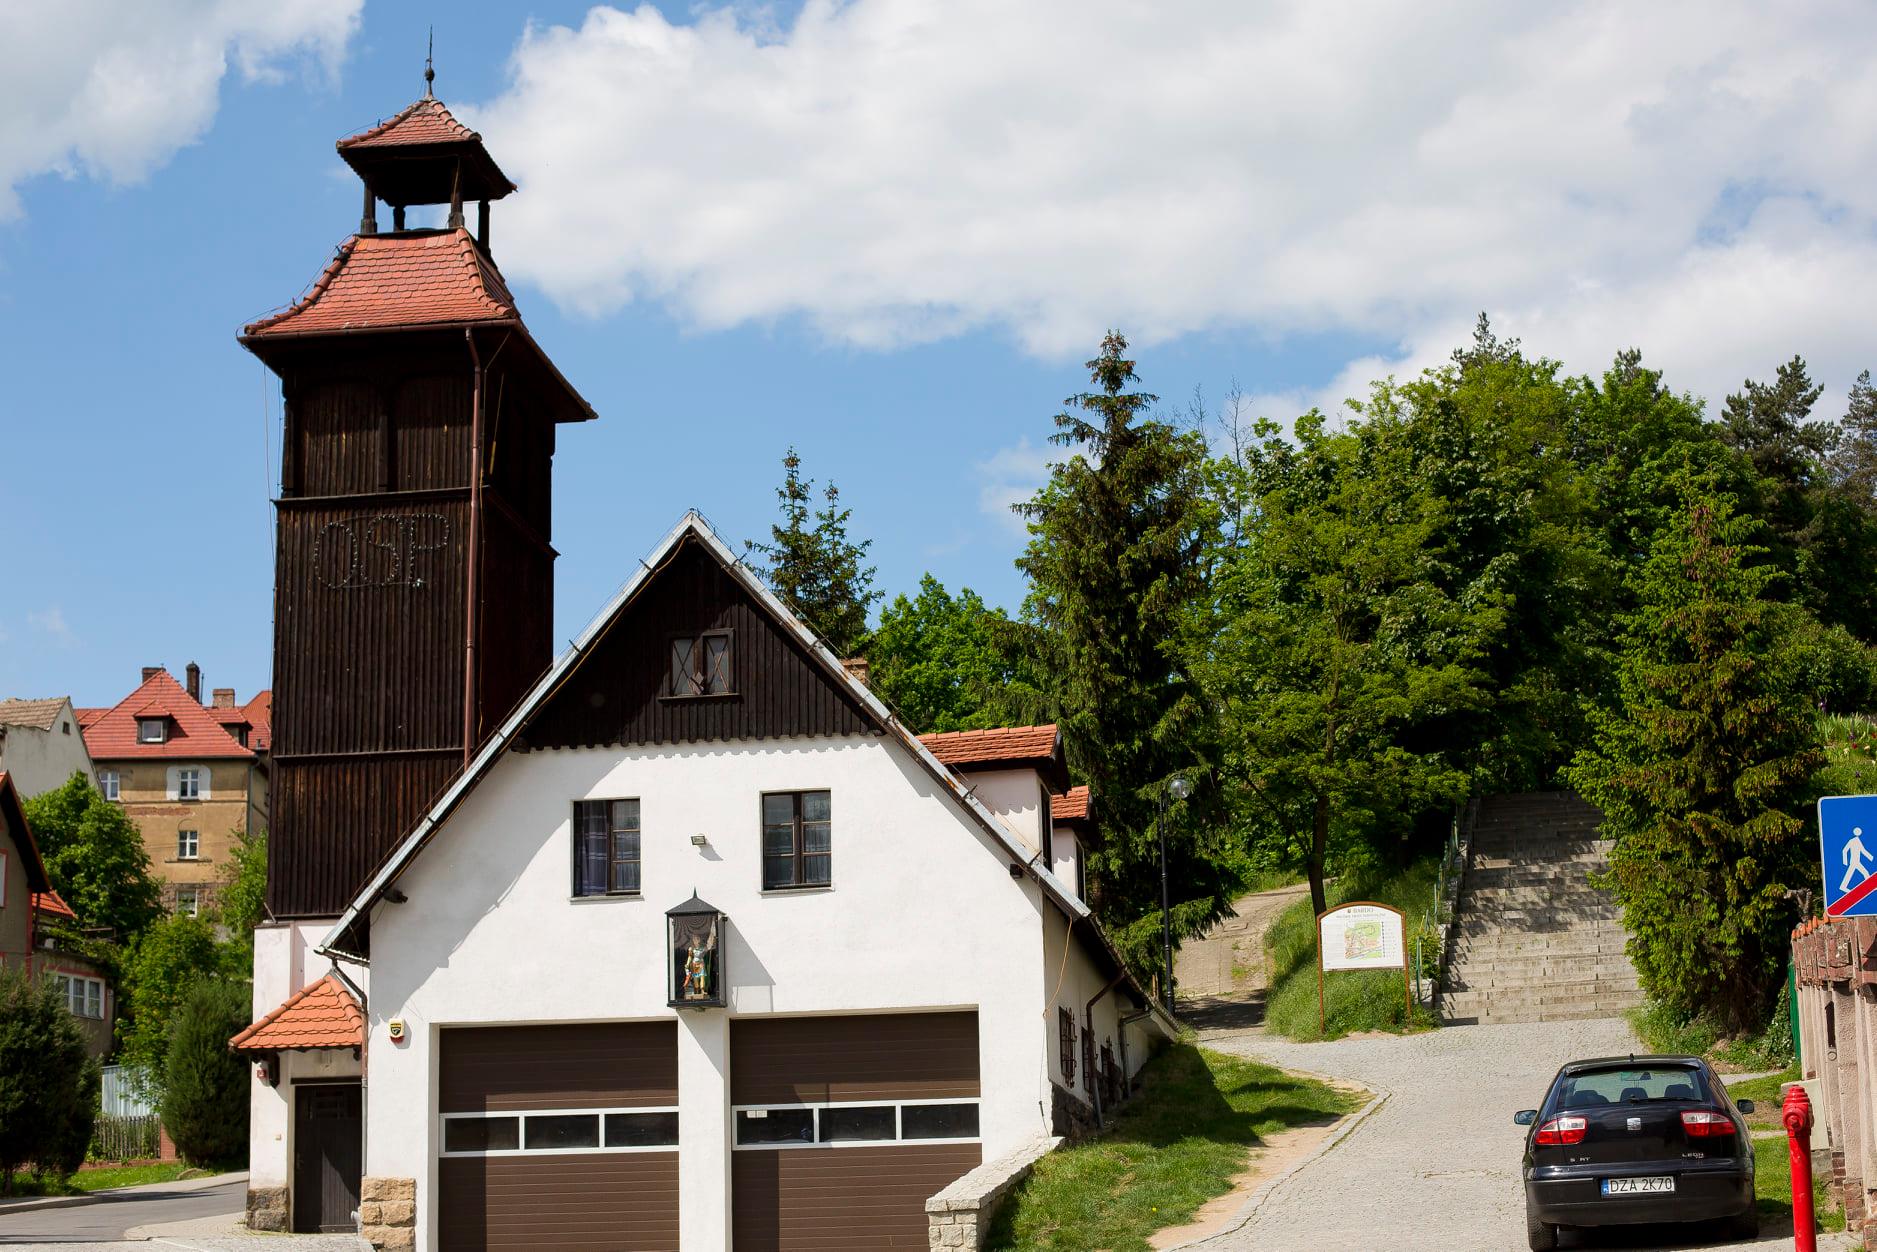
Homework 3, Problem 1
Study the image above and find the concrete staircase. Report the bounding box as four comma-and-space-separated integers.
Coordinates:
1438, 792, 1644, 1025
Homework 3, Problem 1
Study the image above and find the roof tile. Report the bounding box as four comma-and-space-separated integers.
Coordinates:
80, 670, 255, 761
919, 724, 1060, 769
32, 890, 76, 919
337, 97, 477, 150
1053, 785, 1090, 822
243, 229, 518, 339
230, 974, 364, 1052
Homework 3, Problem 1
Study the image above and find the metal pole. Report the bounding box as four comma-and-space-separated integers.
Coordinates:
1159, 794, 1173, 1015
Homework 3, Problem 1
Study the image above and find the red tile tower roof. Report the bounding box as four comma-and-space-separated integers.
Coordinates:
230, 974, 364, 1052
242, 229, 518, 339
338, 95, 479, 150
80, 670, 256, 762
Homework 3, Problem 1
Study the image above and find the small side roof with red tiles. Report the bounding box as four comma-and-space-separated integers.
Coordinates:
919, 724, 1069, 791
210, 692, 272, 753
230, 973, 364, 1052
81, 670, 255, 762
243, 229, 518, 339
32, 890, 76, 920
1053, 785, 1091, 824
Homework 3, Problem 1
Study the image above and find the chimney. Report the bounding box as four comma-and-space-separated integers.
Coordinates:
141, 665, 164, 683
185, 662, 202, 703
841, 657, 870, 687
211, 688, 237, 709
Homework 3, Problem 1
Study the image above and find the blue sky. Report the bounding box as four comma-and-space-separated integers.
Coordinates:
3, 1, 1874, 707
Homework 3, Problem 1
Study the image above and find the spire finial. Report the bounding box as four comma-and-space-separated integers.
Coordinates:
423, 28, 435, 97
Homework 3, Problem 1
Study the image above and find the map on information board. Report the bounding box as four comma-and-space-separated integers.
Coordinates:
1318, 903, 1406, 972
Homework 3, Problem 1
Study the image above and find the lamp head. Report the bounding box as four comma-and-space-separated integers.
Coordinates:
1169, 776, 1193, 801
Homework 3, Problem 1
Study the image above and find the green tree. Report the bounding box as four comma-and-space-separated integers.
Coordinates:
1566, 468, 1822, 1032
21, 772, 163, 944
1196, 411, 1489, 917
868, 577, 1015, 732
215, 827, 267, 969
120, 912, 223, 1089
0, 967, 97, 1193
159, 980, 250, 1165
1831, 369, 1877, 505
1013, 331, 1224, 935
747, 448, 880, 657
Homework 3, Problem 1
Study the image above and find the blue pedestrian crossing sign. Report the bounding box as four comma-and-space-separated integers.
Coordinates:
1821, 794, 1877, 917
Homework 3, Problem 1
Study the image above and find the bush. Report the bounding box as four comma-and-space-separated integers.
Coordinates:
159, 980, 250, 1166
0, 967, 98, 1192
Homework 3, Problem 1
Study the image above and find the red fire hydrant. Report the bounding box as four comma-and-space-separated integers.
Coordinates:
1784, 1083, 1816, 1252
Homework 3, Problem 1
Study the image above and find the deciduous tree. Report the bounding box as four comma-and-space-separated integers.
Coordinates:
868, 576, 1015, 732
21, 772, 163, 945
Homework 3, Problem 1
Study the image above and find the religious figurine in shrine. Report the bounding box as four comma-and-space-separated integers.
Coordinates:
681, 937, 711, 999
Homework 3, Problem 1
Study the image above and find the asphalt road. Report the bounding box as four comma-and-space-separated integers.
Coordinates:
1199, 1018, 1856, 1252
0, 1179, 245, 1244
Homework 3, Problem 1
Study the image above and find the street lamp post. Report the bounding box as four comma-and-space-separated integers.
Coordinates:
1160, 776, 1192, 1014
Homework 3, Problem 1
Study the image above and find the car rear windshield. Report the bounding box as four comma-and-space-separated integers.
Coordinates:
1552, 1065, 1708, 1109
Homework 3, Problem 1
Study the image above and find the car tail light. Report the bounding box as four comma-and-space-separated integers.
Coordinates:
1680, 1110, 1736, 1137
1534, 1115, 1587, 1145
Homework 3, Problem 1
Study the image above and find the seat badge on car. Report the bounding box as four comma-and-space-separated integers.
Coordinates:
1627, 1116, 1642, 1131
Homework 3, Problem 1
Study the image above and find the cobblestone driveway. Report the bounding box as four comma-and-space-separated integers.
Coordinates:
1199, 1018, 1854, 1252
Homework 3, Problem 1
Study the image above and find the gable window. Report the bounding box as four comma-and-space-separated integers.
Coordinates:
574, 799, 641, 897
230, 725, 247, 747
178, 829, 199, 861
177, 768, 200, 801
1058, 1008, 1077, 1086
99, 771, 119, 801
138, 718, 167, 744
56, 975, 104, 1020
669, 631, 733, 697
762, 790, 831, 890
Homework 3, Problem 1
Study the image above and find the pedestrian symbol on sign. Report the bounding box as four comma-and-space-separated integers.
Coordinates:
1820, 796, 1877, 917
1845, 828, 1874, 894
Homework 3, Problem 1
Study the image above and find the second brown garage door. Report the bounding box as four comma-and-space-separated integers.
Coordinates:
437, 1022, 678, 1252
730, 1012, 982, 1251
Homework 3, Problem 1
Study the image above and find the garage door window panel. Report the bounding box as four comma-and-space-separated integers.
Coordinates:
443, 1116, 520, 1153
819, 1105, 895, 1143
526, 1113, 601, 1151
735, 1100, 981, 1149
605, 1111, 681, 1148
441, 1107, 679, 1156
901, 1102, 980, 1140
737, 1108, 816, 1146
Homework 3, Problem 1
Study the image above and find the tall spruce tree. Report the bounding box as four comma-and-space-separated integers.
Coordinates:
1013, 331, 1224, 938
747, 449, 879, 657
1830, 369, 1877, 506
1566, 468, 1822, 1032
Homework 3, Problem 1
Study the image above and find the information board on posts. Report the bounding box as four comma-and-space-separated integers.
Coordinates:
1317, 903, 1406, 971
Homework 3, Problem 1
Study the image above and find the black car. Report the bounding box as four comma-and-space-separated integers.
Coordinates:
1516, 1054, 1758, 1249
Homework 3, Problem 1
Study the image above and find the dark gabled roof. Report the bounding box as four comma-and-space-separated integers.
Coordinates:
0, 773, 53, 896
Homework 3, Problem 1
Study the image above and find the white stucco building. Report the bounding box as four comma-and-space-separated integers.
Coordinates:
0, 697, 94, 799
238, 514, 1171, 1251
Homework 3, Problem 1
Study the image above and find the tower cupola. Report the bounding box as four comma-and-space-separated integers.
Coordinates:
337, 68, 514, 241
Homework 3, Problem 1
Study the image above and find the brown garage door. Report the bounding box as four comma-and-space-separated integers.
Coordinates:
731, 1012, 982, 1251
438, 1023, 678, 1252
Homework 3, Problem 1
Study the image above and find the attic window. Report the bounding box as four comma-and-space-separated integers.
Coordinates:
669, 632, 733, 698
138, 718, 168, 744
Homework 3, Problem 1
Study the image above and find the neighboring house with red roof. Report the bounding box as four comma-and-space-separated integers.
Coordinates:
81, 664, 269, 917
0, 772, 112, 1058
0, 696, 96, 799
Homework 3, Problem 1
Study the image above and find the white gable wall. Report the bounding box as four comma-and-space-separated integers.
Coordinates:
1051, 826, 1084, 900
361, 732, 1075, 1252
964, 767, 1047, 856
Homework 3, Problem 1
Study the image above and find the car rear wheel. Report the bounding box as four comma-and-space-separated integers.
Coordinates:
1525, 1198, 1560, 1251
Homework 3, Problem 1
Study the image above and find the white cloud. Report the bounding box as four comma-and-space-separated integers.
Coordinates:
29, 606, 73, 646
975, 437, 1055, 535
0, 0, 360, 218
473, 0, 1877, 407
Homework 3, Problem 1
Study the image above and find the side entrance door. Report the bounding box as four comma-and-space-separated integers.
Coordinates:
293, 1081, 362, 1233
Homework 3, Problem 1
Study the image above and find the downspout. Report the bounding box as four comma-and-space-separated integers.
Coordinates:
1117, 1005, 1154, 1107
1084, 968, 1128, 1129
464, 329, 482, 766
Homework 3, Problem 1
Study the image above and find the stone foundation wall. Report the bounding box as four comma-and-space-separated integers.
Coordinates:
245, 1185, 289, 1232
360, 1176, 416, 1251
926, 1135, 1061, 1249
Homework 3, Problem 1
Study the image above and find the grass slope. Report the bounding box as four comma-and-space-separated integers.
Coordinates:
986, 1044, 1360, 1251
1263, 857, 1442, 1041
3, 1162, 212, 1196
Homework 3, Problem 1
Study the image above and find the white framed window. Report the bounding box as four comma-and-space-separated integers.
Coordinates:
99, 770, 119, 801
178, 829, 199, 860
55, 975, 105, 1020
732, 1098, 981, 1150
137, 719, 167, 744
177, 768, 200, 801
439, 1106, 680, 1157
177, 886, 201, 917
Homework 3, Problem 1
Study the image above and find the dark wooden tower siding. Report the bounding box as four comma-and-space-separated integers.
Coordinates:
243, 94, 595, 920
521, 535, 876, 750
